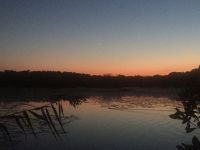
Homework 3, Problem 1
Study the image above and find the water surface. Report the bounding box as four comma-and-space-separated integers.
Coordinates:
0, 89, 199, 150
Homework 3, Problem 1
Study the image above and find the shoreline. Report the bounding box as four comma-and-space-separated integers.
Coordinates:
0, 87, 180, 102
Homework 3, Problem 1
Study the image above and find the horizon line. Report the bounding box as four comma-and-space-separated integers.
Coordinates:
1, 65, 199, 77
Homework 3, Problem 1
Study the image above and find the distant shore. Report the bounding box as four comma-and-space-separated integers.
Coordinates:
0, 87, 179, 102
0, 66, 200, 88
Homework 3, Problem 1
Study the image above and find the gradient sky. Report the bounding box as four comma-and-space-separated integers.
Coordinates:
0, 0, 200, 75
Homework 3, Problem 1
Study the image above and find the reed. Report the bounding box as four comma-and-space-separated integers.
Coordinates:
0, 97, 84, 147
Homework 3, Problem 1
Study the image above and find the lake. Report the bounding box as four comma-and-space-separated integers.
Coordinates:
0, 88, 199, 150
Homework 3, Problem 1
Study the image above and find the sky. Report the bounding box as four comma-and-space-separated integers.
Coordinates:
0, 0, 200, 75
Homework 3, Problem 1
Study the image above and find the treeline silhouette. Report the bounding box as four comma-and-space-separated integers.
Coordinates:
0, 66, 200, 88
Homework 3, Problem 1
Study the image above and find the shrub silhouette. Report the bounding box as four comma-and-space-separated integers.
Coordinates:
0, 66, 200, 88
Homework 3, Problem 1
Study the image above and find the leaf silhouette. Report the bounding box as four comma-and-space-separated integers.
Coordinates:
14, 115, 25, 133
197, 122, 200, 128
41, 108, 57, 139
51, 104, 65, 132
45, 108, 59, 136
176, 145, 184, 150
29, 110, 45, 121
0, 123, 11, 141
23, 111, 36, 137
59, 103, 62, 120
60, 102, 64, 117
192, 136, 200, 149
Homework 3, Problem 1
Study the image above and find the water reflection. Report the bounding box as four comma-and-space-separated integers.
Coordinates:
99, 96, 181, 112
169, 88, 200, 150
176, 136, 200, 150
170, 101, 200, 133
0, 88, 198, 150
67, 96, 86, 108
0, 98, 83, 149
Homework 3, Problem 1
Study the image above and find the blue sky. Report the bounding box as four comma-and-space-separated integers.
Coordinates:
0, 0, 200, 75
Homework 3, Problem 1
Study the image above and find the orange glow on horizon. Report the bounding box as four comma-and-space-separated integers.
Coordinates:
2, 64, 198, 76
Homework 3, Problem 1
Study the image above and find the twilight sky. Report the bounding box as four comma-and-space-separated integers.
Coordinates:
0, 0, 200, 75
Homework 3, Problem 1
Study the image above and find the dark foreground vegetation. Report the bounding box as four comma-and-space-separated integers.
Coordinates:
0, 66, 200, 88
170, 93, 200, 150
0, 99, 82, 148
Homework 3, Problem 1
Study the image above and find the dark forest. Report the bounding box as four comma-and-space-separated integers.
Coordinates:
1, 66, 200, 88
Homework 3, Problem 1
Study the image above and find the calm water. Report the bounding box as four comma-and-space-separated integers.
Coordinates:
0, 89, 199, 150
